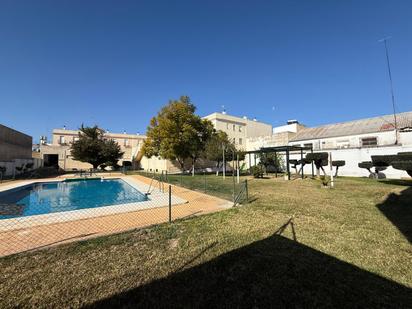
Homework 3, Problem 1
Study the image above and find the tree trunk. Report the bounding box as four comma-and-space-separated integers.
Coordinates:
216, 161, 220, 176
178, 159, 185, 174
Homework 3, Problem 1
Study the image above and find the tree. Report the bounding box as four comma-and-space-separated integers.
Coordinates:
391, 152, 412, 177
306, 152, 328, 178
358, 161, 373, 174
71, 125, 124, 169
332, 160, 345, 177
256, 152, 283, 173
289, 159, 299, 175
297, 158, 311, 175
142, 96, 213, 173
203, 130, 235, 176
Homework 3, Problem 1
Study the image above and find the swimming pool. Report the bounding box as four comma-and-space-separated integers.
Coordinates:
0, 178, 147, 219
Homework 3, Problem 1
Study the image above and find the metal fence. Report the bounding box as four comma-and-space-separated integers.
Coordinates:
0, 170, 248, 258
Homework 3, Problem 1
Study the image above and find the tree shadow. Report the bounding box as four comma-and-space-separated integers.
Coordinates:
378, 179, 412, 187
376, 185, 412, 243
87, 224, 412, 308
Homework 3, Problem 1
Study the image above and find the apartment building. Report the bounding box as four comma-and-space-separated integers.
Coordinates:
40, 128, 146, 170
202, 112, 273, 148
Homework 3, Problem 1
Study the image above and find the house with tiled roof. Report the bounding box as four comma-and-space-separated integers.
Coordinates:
289, 111, 412, 150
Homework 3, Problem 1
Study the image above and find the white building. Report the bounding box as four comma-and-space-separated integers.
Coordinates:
288, 111, 412, 178
202, 112, 273, 149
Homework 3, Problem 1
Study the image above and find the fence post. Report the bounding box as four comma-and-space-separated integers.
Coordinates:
168, 185, 172, 223
245, 179, 248, 203
204, 170, 206, 193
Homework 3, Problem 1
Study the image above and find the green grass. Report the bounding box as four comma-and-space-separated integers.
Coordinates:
1, 176, 411, 308
129, 171, 249, 200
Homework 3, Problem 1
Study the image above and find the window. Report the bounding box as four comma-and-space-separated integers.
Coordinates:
59, 136, 65, 144
361, 137, 378, 147
124, 139, 129, 147
233, 138, 236, 144
239, 126, 242, 132
233, 124, 235, 131
239, 138, 243, 145
336, 140, 350, 149
303, 143, 312, 149
226, 123, 229, 129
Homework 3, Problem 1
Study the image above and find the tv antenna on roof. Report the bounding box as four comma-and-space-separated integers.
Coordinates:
221, 105, 226, 114
378, 36, 398, 144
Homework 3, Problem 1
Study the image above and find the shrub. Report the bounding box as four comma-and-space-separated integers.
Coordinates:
250, 165, 264, 178
332, 160, 345, 177
391, 152, 412, 177
306, 152, 328, 178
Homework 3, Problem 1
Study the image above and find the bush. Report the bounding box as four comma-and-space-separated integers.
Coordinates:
391, 152, 412, 177
250, 165, 264, 178
332, 160, 345, 177
371, 155, 398, 168
306, 152, 328, 177
391, 161, 412, 177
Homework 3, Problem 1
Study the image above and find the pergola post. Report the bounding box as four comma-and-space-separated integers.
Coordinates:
311, 147, 314, 178
286, 149, 290, 180
300, 149, 304, 179
248, 153, 251, 174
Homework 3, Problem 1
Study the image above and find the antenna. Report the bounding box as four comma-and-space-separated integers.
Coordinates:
221, 105, 226, 114
379, 36, 398, 144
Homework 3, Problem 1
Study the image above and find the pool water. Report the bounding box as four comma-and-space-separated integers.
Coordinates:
0, 179, 147, 219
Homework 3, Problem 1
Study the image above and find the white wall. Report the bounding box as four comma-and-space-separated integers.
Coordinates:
0, 158, 43, 177
289, 145, 412, 179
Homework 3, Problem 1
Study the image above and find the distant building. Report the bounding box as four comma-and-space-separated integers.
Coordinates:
40, 128, 146, 170
287, 111, 412, 178
289, 111, 412, 149
0, 124, 32, 161
0, 124, 39, 176
202, 112, 273, 148
246, 120, 306, 151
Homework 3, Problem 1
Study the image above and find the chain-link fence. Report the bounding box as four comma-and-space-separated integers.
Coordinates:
0, 171, 248, 257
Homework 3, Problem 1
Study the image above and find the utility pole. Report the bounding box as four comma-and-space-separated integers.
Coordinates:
379, 36, 398, 144
222, 144, 226, 180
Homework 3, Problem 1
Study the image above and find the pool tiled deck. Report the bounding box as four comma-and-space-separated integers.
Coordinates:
0, 175, 232, 257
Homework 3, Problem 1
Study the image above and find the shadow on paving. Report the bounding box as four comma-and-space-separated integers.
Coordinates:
87, 225, 412, 308
376, 184, 412, 243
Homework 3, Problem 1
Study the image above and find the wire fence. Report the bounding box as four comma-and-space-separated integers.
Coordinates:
0, 170, 249, 258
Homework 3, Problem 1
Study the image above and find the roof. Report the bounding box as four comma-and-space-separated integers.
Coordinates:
202, 112, 272, 127
290, 111, 412, 142
243, 145, 312, 154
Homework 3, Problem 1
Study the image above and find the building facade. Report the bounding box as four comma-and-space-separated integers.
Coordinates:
287, 111, 412, 178
202, 112, 273, 148
0, 124, 40, 176
0, 124, 32, 161
40, 128, 146, 171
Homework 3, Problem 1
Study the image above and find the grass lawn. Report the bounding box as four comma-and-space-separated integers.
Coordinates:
0, 176, 411, 308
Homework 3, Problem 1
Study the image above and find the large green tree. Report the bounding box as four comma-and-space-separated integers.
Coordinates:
71, 125, 124, 169
142, 96, 213, 173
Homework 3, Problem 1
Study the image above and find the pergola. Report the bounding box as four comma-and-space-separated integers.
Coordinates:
244, 145, 314, 180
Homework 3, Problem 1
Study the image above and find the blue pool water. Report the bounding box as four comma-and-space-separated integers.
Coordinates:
0, 179, 147, 219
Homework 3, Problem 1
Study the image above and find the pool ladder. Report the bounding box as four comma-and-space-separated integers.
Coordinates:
146, 170, 168, 195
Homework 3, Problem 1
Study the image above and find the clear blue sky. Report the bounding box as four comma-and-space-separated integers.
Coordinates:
1, 0, 411, 142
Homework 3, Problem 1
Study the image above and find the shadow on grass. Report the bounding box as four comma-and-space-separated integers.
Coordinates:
376, 185, 412, 243
378, 179, 412, 187
87, 226, 411, 308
